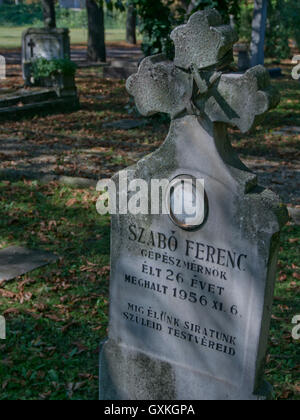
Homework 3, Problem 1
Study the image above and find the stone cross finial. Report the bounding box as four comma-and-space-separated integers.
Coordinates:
127, 9, 279, 134
171, 9, 238, 70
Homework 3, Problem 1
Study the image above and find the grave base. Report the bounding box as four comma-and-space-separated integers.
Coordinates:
99, 339, 272, 401
0, 87, 79, 121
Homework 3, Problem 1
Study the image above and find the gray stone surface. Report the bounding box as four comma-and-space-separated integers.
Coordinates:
22, 28, 70, 82
99, 9, 288, 401
171, 9, 238, 70
0, 246, 58, 282
127, 55, 193, 119
194, 66, 279, 133
55, 176, 97, 188
235, 44, 250, 71
127, 58, 279, 133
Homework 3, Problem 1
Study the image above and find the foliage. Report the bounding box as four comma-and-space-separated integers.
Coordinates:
56, 7, 126, 30
55, 7, 88, 29
0, 3, 125, 30
283, 0, 300, 50
265, 0, 291, 60
104, 0, 126, 12
240, 0, 300, 59
0, 3, 43, 26
239, 1, 253, 43
31, 58, 77, 80
127, 0, 241, 58
185, 0, 241, 24
130, 0, 174, 57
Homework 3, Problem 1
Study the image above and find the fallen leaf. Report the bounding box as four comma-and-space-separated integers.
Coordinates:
66, 198, 77, 207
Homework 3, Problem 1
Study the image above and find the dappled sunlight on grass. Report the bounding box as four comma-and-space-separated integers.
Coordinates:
0, 181, 111, 399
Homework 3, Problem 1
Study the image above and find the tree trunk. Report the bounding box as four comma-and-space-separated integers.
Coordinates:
250, 0, 268, 67
126, 4, 137, 45
41, 0, 56, 29
86, 0, 106, 62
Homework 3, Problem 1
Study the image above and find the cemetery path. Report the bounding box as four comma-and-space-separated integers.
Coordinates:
0, 44, 143, 68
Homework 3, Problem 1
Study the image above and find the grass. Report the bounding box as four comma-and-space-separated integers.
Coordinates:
266, 225, 300, 400
0, 181, 110, 400
0, 64, 299, 400
0, 27, 127, 49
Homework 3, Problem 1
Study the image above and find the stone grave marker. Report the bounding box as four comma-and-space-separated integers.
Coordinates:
99, 9, 288, 400
22, 28, 70, 83
0, 246, 58, 283
235, 44, 250, 71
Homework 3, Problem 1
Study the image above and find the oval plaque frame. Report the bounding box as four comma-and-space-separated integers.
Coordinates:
165, 174, 209, 231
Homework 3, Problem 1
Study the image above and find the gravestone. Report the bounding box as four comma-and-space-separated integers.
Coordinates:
22, 28, 70, 84
0, 246, 58, 283
235, 44, 250, 71
18, 27, 78, 113
99, 9, 288, 400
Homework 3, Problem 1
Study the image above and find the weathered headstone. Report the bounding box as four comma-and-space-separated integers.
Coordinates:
22, 28, 70, 83
99, 9, 288, 400
19, 27, 78, 112
235, 44, 250, 71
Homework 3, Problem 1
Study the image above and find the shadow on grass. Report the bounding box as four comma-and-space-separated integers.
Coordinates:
0, 181, 111, 400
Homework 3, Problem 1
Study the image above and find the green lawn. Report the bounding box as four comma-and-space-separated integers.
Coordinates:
0, 27, 127, 49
